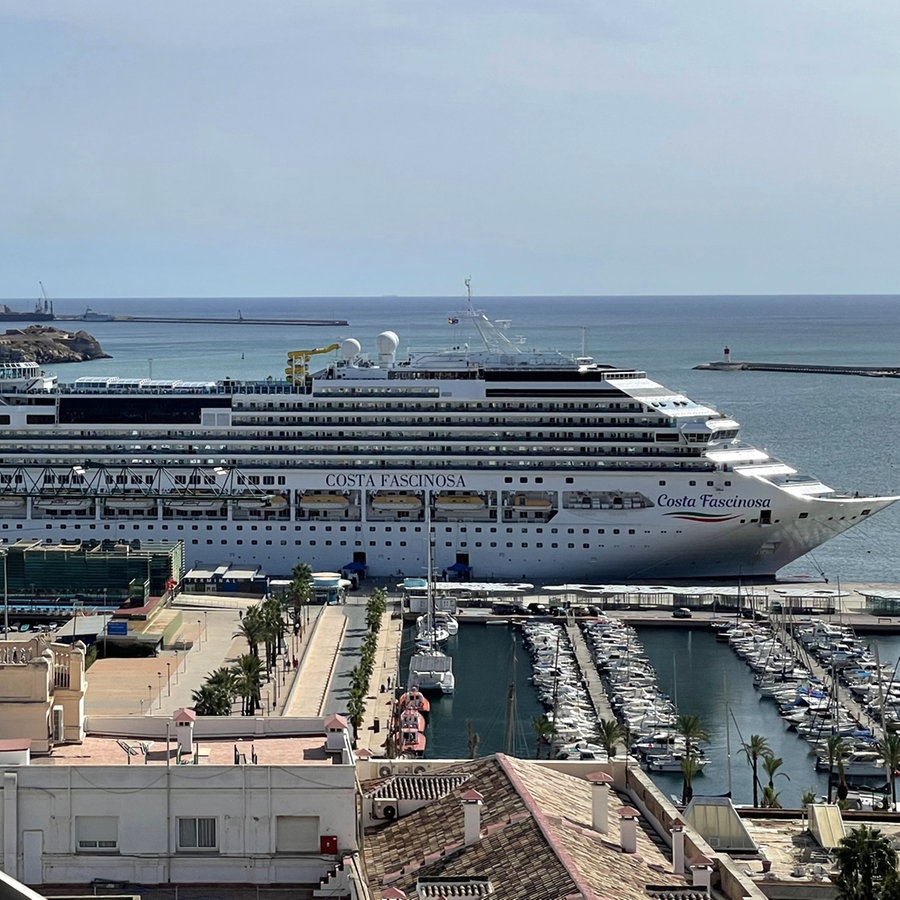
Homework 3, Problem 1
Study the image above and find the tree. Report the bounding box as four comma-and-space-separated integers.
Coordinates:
466, 719, 480, 760
833, 825, 898, 900
740, 734, 772, 808
533, 715, 555, 759
760, 755, 789, 809
680, 754, 702, 805
289, 562, 313, 636
234, 606, 265, 658
876, 734, 900, 809
676, 714, 709, 806
191, 683, 232, 717
233, 653, 264, 716
826, 735, 848, 804
595, 717, 626, 758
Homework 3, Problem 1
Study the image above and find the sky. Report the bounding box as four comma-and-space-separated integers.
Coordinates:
2, 2, 900, 299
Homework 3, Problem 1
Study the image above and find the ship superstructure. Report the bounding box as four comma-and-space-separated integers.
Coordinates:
0, 298, 893, 581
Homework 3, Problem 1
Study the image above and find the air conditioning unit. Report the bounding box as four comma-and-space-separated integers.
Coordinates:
377, 763, 394, 778
51, 705, 65, 743
397, 762, 416, 775
373, 797, 398, 820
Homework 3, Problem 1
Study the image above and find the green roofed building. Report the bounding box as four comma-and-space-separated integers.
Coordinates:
0, 538, 183, 606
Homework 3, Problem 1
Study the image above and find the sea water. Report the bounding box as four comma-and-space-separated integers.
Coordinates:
38, 292, 900, 801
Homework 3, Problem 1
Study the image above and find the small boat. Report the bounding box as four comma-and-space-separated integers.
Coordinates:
298, 492, 350, 510
396, 726, 427, 758
408, 648, 455, 694
165, 492, 225, 511
237, 493, 288, 510
80, 307, 114, 322
434, 493, 485, 511
104, 495, 157, 510
646, 752, 710, 773
397, 688, 431, 717
372, 493, 422, 511
34, 495, 92, 512
416, 615, 450, 645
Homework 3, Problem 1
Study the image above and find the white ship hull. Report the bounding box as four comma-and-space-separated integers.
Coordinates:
0, 296, 893, 581
0, 469, 890, 580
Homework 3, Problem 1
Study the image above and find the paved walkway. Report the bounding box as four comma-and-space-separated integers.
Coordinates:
83, 589, 404, 747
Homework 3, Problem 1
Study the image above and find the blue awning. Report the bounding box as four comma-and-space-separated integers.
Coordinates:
447, 562, 472, 572
342, 561, 367, 572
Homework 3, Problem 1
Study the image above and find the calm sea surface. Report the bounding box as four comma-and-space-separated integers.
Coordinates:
43, 293, 900, 801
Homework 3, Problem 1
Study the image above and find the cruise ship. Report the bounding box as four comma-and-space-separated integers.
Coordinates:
0, 292, 893, 581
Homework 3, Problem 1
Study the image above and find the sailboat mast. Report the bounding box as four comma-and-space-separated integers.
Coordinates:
504, 638, 517, 755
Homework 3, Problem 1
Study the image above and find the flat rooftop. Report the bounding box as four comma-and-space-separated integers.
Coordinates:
32, 734, 334, 766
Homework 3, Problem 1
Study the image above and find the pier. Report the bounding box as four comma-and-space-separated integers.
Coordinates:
54, 315, 348, 327
695, 360, 900, 378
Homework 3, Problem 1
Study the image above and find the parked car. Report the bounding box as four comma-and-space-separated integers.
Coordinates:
672, 607, 692, 619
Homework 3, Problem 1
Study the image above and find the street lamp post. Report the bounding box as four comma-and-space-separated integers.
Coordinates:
197, 620, 202, 646
166, 661, 171, 697
147, 685, 153, 710
174, 650, 179, 683
157, 672, 162, 709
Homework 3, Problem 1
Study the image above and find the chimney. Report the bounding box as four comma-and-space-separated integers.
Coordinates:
689, 854, 713, 892
460, 789, 484, 846
587, 771, 614, 834
172, 708, 196, 755
670, 818, 685, 873
618, 806, 639, 854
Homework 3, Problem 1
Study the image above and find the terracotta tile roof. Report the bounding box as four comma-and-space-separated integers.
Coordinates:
371, 774, 471, 801
363, 754, 683, 900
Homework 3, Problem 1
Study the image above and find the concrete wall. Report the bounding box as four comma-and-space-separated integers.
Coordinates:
0, 759, 358, 887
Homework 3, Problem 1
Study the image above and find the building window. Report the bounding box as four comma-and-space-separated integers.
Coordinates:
76, 816, 118, 851
178, 816, 217, 850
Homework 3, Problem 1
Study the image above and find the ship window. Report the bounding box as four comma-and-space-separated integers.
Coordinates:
689, 480, 696, 486
583, 543, 590, 549
725, 480, 732, 486
798, 512, 809, 519
629, 529, 635, 534
659, 481, 666, 486
613, 529, 619, 534
568, 543, 574, 548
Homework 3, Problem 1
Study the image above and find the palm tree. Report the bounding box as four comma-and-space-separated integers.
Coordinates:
833, 825, 898, 900
289, 562, 313, 636
233, 653, 264, 715
206, 666, 239, 713
191, 683, 232, 716
234, 606, 265, 658
825, 735, 848, 804
532, 715, 555, 759
680, 754, 702, 805
760, 755, 790, 809
595, 717, 626, 758
740, 734, 772, 807
876, 734, 900, 808
676, 714, 709, 806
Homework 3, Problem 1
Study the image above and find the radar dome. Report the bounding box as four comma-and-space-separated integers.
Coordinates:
375, 331, 400, 363
376, 331, 399, 354
341, 338, 361, 359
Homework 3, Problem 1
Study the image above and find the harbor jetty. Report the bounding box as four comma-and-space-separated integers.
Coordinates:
695, 349, 900, 378
55, 314, 349, 327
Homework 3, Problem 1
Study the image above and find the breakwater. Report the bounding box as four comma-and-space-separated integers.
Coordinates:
695, 360, 900, 377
